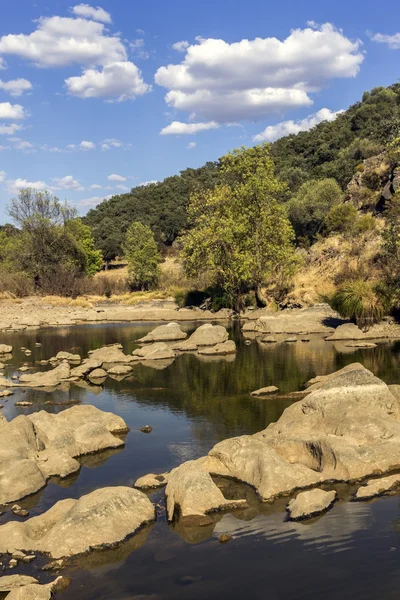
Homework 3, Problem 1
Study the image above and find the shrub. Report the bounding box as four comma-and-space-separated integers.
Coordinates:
327, 280, 386, 329
324, 204, 358, 235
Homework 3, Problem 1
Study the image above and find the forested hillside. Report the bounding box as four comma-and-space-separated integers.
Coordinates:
85, 84, 400, 259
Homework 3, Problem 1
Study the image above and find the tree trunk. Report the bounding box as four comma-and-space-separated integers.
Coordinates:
255, 284, 268, 308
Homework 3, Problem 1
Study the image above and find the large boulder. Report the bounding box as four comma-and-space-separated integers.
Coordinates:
163, 363, 400, 521
326, 323, 366, 340
19, 362, 71, 388
0, 487, 155, 559
138, 322, 187, 343
88, 344, 135, 364
0, 406, 129, 505
132, 342, 176, 361
173, 324, 229, 351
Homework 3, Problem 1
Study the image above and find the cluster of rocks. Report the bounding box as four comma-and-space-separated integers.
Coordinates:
0, 405, 129, 505
0, 575, 68, 600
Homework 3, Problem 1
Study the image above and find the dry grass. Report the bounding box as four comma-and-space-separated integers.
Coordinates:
42, 296, 94, 308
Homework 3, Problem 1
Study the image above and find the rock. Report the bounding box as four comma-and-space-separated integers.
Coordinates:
355, 474, 400, 500
140, 425, 153, 433
12, 505, 29, 517
0, 390, 13, 397
18, 367, 30, 373
287, 489, 337, 520
198, 341, 236, 356
9, 559, 18, 567
251, 386, 279, 397
301, 337, 311, 342
0, 487, 156, 559
326, 323, 366, 340
138, 322, 187, 343
0, 405, 129, 505
0, 575, 38, 592
163, 363, 400, 521
88, 368, 108, 381
35, 343, 42, 347
242, 305, 338, 335
285, 337, 297, 343
52, 351, 81, 363
134, 472, 169, 490
173, 324, 229, 351
218, 534, 233, 544
70, 357, 102, 378
345, 342, 377, 348
0, 344, 12, 354
5, 577, 69, 600
132, 342, 176, 361
10, 549, 27, 560
89, 344, 135, 364
261, 335, 278, 343
19, 362, 71, 388
107, 364, 133, 376
14, 402, 33, 407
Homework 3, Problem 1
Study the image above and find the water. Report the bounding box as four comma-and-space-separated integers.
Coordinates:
2, 322, 400, 599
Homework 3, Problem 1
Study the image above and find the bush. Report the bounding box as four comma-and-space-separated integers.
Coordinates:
0, 271, 34, 297
327, 279, 386, 329
324, 204, 358, 235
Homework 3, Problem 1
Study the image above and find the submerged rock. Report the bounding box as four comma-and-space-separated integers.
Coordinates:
287, 489, 336, 520
138, 322, 187, 343
0, 405, 128, 505
132, 342, 176, 361
250, 386, 279, 397
0, 487, 156, 559
355, 474, 400, 500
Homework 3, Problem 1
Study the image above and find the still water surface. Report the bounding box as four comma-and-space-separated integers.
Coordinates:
2, 322, 400, 599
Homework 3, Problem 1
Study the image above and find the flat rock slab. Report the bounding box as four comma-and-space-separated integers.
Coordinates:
287, 489, 337, 520
132, 342, 176, 361
134, 472, 169, 490
355, 474, 400, 500
0, 487, 156, 559
19, 362, 71, 388
198, 340, 236, 356
261, 335, 278, 343
251, 386, 279, 397
0, 576, 39, 592
138, 322, 187, 343
107, 365, 133, 376
88, 344, 135, 364
173, 324, 228, 351
345, 342, 377, 348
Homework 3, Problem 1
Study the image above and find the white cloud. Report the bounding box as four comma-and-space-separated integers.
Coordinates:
0, 58, 6, 70
7, 178, 48, 194
116, 184, 129, 190
80, 140, 95, 150
0, 170, 6, 182
52, 175, 84, 191
65, 61, 151, 101
138, 180, 158, 186
9, 137, 35, 152
0, 78, 32, 97
172, 40, 190, 52
370, 32, 400, 49
0, 103, 27, 119
72, 4, 112, 24
108, 173, 126, 181
155, 23, 363, 123
78, 194, 112, 207
90, 183, 102, 189
129, 38, 150, 60
160, 120, 219, 135
186, 141, 197, 149
253, 108, 344, 142
0, 16, 125, 67
0, 123, 22, 135
101, 138, 132, 150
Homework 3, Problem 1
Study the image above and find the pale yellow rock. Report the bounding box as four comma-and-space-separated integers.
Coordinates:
287, 489, 337, 520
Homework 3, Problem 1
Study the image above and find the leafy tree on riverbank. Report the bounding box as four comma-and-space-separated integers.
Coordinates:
123, 222, 161, 290
180, 146, 296, 311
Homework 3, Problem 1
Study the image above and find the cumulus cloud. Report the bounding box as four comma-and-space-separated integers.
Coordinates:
65, 61, 151, 101
7, 178, 48, 194
156, 23, 363, 123
187, 141, 197, 149
52, 175, 84, 191
370, 32, 400, 49
78, 194, 112, 207
253, 108, 344, 142
0, 103, 27, 119
90, 183, 102, 189
160, 120, 219, 135
0, 123, 22, 135
108, 173, 126, 181
66, 140, 96, 151
172, 40, 190, 52
0, 170, 6, 182
116, 184, 129, 190
72, 3, 112, 23
0, 78, 32, 97
138, 180, 158, 186
9, 137, 35, 152
101, 138, 132, 150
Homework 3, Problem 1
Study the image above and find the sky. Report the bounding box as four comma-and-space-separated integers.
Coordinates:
0, 0, 399, 222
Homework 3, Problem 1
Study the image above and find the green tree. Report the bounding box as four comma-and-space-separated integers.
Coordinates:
287, 178, 343, 241
123, 222, 161, 290
324, 203, 358, 235
180, 145, 296, 311
66, 218, 103, 276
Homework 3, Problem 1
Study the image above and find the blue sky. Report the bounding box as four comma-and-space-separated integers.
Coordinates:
0, 0, 399, 222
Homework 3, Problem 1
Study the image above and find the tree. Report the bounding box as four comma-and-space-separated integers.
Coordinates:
287, 178, 343, 241
66, 218, 103, 276
180, 145, 296, 311
123, 222, 161, 290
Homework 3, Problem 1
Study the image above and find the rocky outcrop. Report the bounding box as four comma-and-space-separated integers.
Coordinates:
242, 304, 339, 335
173, 324, 229, 351
163, 363, 400, 521
138, 322, 187, 343
355, 474, 400, 500
287, 489, 336, 520
18, 362, 71, 388
132, 342, 176, 361
0, 405, 128, 505
197, 340, 236, 356
3, 577, 66, 600
0, 487, 155, 559
50, 351, 81, 363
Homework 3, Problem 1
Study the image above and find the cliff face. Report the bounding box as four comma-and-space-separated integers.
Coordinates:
346, 151, 399, 212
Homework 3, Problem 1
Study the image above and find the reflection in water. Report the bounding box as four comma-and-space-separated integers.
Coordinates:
1, 323, 400, 599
